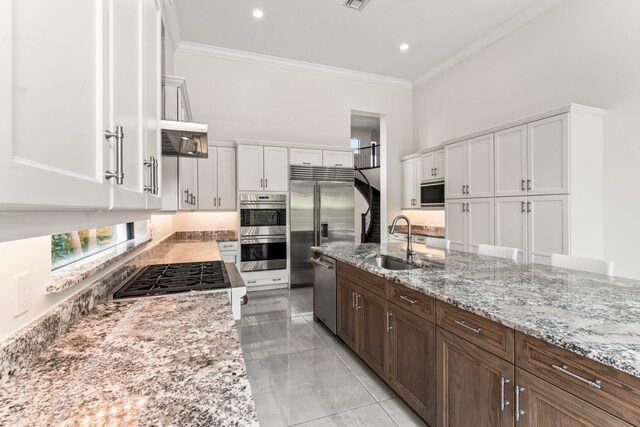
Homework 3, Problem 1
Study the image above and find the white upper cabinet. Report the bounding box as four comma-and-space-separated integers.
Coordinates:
143, 0, 161, 209
444, 142, 466, 199
323, 150, 353, 168
528, 114, 569, 195
466, 134, 494, 198
420, 149, 445, 182
0, 0, 161, 211
263, 146, 289, 191
179, 157, 198, 210
238, 145, 288, 192
198, 146, 236, 210
0, 0, 110, 209
289, 148, 322, 166
495, 125, 527, 197
402, 158, 420, 209
237, 145, 264, 192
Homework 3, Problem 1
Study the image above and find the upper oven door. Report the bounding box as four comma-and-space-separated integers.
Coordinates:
420, 181, 445, 207
240, 203, 287, 236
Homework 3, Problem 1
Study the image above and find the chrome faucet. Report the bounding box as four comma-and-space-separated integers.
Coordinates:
390, 215, 415, 256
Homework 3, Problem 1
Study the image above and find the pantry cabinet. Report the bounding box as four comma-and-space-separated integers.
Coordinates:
445, 134, 494, 199
0, 0, 161, 211
237, 145, 288, 192
402, 157, 420, 208
445, 198, 494, 253
198, 146, 236, 210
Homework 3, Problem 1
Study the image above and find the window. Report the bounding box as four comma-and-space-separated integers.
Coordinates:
51, 223, 133, 270
350, 138, 360, 149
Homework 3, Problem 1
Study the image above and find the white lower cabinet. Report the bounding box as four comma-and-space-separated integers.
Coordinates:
493, 195, 569, 265
445, 198, 493, 253
217, 241, 238, 264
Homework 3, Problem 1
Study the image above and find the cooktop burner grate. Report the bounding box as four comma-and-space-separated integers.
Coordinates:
113, 261, 231, 299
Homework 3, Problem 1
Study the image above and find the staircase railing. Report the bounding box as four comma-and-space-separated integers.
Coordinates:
354, 165, 374, 243
354, 144, 380, 170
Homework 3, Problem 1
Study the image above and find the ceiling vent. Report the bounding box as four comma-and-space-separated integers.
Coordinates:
344, 0, 370, 11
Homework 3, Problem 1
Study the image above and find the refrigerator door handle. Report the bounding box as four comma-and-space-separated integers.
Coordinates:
320, 223, 329, 239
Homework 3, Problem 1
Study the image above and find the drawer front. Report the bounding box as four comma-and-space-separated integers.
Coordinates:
337, 262, 387, 298
516, 332, 640, 425
388, 283, 435, 322
217, 241, 238, 251
436, 301, 514, 362
245, 274, 288, 287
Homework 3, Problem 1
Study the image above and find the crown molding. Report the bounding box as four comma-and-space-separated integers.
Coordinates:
412, 0, 565, 88
160, 0, 181, 50
176, 42, 413, 89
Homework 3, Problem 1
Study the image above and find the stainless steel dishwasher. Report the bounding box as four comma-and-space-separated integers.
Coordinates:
312, 255, 337, 334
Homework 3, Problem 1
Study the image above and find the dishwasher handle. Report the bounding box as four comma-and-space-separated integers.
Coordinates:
310, 257, 335, 270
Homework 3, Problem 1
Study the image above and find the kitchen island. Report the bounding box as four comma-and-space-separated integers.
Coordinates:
313, 242, 640, 426
0, 235, 257, 427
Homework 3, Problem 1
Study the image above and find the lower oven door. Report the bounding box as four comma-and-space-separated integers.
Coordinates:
240, 236, 287, 272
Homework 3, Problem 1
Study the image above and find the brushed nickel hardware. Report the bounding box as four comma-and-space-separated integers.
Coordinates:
335, 163, 343, 166
247, 280, 256, 284
552, 365, 602, 389
152, 157, 159, 194
521, 201, 526, 213
310, 258, 335, 269
303, 162, 311, 165
399, 295, 418, 305
357, 293, 362, 310
500, 377, 511, 411
265, 178, 268, 188
434, 167, 438, 175
213, 197, 217, 206
462, 185, 466, 194
466, 203, 470, 212
184, 190, 190, 204
386, 311, 393, 332
466, 185, 470, 194
462, 203, 466, 212
272, 278, 282, 282
527, 201, 532, 213
218, 197, 221, 206
260, 178, 263, 188
104, 126, 125, 184
527, 179, 531, 191
352, 292, 356, 309
390, 215, 416, 256
143, 158, 153, 192
515, 385, 525, 421
454, 319, 482, 334
521, 179, 526, 191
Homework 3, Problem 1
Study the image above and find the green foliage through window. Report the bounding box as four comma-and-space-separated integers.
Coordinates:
51, 224, 131, 269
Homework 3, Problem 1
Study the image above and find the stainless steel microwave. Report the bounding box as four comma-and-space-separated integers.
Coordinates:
420, 181, 445, 207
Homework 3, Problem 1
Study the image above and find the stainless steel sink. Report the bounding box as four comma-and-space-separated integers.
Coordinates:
362, 255, 420, 271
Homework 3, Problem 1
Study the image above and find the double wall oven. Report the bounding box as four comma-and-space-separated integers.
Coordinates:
239, 194, 287, 272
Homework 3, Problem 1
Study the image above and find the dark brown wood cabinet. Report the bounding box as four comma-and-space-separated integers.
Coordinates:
357, 288, 389, 379
388, 303, 435, 425
514, 368, 632, 427
336, 276, 358, 352
437, 328, 515, 427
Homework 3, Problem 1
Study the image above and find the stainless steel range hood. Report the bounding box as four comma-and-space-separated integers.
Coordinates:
161, 75, 208, 158
161, 120, 208, 158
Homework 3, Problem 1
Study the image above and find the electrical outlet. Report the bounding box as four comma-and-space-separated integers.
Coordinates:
14, 272, 31, 317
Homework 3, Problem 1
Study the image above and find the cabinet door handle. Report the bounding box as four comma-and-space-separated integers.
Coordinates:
152, 157, 159, 194
399, 295, 418, 305
466, 203, 470, 212
143, 158, 153, 192
454, 319, 481, 334
104, 125, 125, 185
515, 385, 525, 421
260, 178, 263, 188
527, 201, 531, 213
265, 178, 268, 188
527, 179, 531, 191
466, 184, 470, 194
500, 377, 511, 411
462, 203, 466, 212
386, 311, 393, 332
434, 167, 438, 175
184, 190, 190, 204
357, 293, 362, 309
213, 196, 217, 206
551, 365, 602, 389
521, 179, 526, 191
521, 201, 526, 213
352, 292, 356, 309
218, 197, 221, 207
462, 184, 466, 194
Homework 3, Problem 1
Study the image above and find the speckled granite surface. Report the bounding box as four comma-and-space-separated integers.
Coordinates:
389, 224, 445, 237
174, 230, 237, 242
313, 243, 640, 379
0, 293, 257, 427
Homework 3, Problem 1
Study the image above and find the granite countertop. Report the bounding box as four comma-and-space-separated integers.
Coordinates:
388, 224, 445, 238
312, 243, 640, 379
0, 293, 258, 427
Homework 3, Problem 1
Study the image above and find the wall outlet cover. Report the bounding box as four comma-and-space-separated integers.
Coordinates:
14, 272, 31, 317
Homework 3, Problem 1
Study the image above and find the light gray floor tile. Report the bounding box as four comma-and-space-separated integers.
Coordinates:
331, 342, 396, 402
301, 314, 341, 347
379, 398, 427, 427
246, 347, 376, 425
289, 286, 314, 316
293, 403, 397, 427
240, 289, 300, 326
238, 316, 326, 361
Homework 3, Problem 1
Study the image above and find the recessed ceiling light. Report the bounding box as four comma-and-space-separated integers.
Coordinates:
400, 43, 409, 51
253, 9, 264, 18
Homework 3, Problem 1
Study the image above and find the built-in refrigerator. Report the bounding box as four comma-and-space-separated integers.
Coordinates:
290, 166, 355, 287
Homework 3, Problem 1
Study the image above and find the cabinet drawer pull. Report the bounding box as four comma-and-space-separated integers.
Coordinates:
399, 295, 418, 305
454, 319, 482, 334
357, 293, 362, 310
552, 364, 602, 389
515, 385, 525, 421
303, 162, 311, 165
272, 278, 282, 282
335, 163, 343, 166
500, 377, 510, 411
247, 280, 257, 284
352, 292, 356, 309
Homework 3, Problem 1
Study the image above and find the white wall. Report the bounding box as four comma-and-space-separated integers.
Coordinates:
174, 50, 413, 230
172, 212, 237, 231
412, 0, 640, 279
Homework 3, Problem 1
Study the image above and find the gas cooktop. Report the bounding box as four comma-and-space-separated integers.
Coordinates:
113, 261, 231, 299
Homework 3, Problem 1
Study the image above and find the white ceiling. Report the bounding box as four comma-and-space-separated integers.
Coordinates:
174, 0, 560, 81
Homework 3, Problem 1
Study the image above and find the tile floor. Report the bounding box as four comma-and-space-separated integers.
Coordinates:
237, 287, 427, 427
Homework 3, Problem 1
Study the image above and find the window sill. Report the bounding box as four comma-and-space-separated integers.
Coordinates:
46, 238, 152, 294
